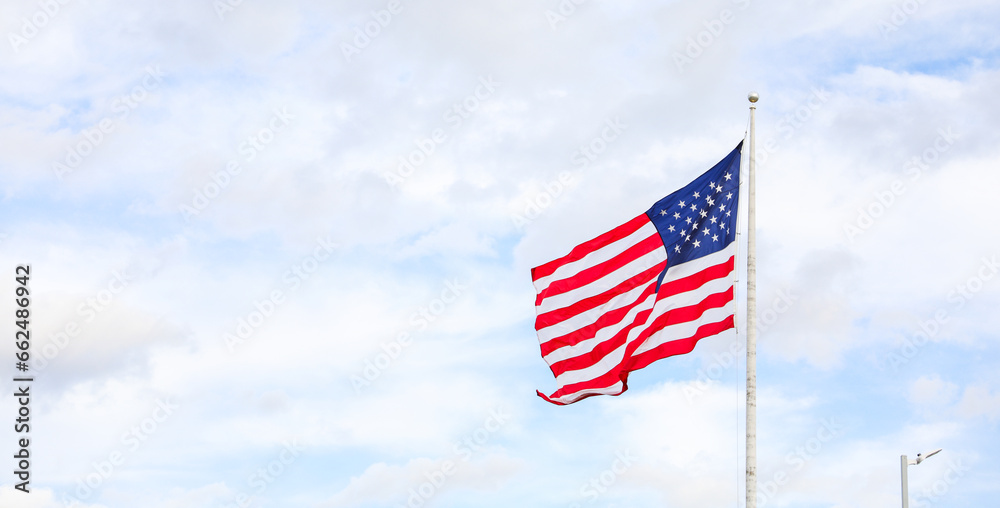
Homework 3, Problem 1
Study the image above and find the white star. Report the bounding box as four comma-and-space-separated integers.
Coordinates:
712, 234, 719, 242
724, 172, 732, 181
679, 200, 686, 208
709, 182, 716, 190
699, 209, 708, 218
719, 204, 726, 212
685, 235, 691, 242
674, 244, 681, 253
726, 192, 733, 200
690, 204, 697, 212
692, 222, 699, 230
660, 209, 668, 216
726, 210, 731, 217
693, 191, 700, 199
685, 217, 692, 224
703, 228, 710, 236
710, 216, 717, 224
673, 212, 681, 219
693, 239, 701, 248
667, 225, 675, 232
715, 184, 723, 193
680, 228, 686, 236
706, 197, 715, 206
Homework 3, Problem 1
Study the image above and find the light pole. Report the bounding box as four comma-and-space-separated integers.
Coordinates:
901, 448, 942, 508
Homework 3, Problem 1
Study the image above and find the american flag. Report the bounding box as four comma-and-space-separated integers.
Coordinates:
532, 142, 743, 405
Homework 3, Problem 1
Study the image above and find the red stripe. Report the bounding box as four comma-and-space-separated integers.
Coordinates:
547, 305, 656, 377
540, 334, 648, 402
536, 288, 735, 404
531, 215, 649, 283
535, 389, 570, 406
648, 286, 734, 330
535, 233, 662, 306
538, 280, 656, 357
626, 316, 735, 371
537, 315, 735, 405
546, 286, 732, 378
657, 255, 735, 299
622, 287, 733, 371
534, 261, 666, 330
536, 387, 612, 406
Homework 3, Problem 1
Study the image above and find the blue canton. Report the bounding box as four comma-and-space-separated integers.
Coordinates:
645, 142, 743, 272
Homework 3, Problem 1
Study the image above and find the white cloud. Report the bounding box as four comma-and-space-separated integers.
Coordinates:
0, 486, 106, 508
910, 375, 960, 410
323, 453, 523, 507
1, 0, 999, 506
956, 384, 1000, 422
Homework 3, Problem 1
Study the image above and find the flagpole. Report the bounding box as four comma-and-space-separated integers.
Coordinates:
746, 91, 759, 508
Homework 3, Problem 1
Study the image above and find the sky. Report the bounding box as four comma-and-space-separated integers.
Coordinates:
1, 0, 999, 507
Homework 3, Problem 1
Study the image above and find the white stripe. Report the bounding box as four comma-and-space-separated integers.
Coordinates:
660, 242, 736, 284
547, 381, 624, 404
553, 339, 628, 387
532, 221, 658, 293
535, 246, 666, 314
553, 261, 736, 385
542, 289, 658, 365
536, 278, 655, 345
553, 305, 655, 387
633, 304, 735, 356
539, 232, 739, 400
632, 270, 735, 358
654, 274, 734, 316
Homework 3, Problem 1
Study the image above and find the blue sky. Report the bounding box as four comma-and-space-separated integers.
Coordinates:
1, 0, 1000, 507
